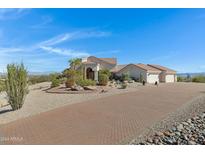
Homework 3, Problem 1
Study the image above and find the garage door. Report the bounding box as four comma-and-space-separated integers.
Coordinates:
147, 74, 159, 83
165, 75, 175, 83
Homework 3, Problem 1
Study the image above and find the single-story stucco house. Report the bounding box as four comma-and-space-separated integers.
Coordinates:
79, 56, 177, 83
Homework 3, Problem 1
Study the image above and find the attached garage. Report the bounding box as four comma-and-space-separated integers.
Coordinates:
148, 64, 177, 83
114, 63, 161, 84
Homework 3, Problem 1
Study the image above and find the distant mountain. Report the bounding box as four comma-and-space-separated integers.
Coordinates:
177, 72, 205, 77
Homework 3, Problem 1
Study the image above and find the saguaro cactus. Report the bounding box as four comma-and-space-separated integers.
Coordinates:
5, 63, 28, 110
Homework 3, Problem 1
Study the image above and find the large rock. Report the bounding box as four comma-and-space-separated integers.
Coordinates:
71, 85, 84, 91
83, 86, 97, 91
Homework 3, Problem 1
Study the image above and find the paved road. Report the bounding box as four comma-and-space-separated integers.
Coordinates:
0, 83, 205, 144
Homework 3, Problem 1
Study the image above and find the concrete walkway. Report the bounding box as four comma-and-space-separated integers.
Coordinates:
0, 83, 205, 144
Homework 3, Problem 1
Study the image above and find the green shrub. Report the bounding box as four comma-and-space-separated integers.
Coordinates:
76, 78, 96, 87
121, 73, 130, 82
192, 76, 205, 83
65, 78, 75, 88
177, 76, 184, 82
121, 83, 127, 89
51, 77, 60, 88
29, 75, 51, 84
59, 77, 67, 84
99, 69, 111, 78
5, 63, 28, 110
99, 74, 109, 86
0, 80, 5, 93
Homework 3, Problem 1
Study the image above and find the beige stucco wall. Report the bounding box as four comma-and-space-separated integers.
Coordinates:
115, 65, 147, 81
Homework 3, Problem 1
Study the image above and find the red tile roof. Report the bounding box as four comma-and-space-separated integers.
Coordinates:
135, 63, 162, 73
87, 56, 117, 65
110, 65, 127, 72
148, 64, 176, 74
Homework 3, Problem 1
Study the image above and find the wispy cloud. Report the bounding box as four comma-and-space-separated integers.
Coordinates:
37, 30, 111, 58
39, 33, 75, 46
39, 30, 111, 46
0, 29, 113, 72
0, 8, 30, 20
40, 46, 89, 57
0, 47, 24, 53
30, 16, 53, 29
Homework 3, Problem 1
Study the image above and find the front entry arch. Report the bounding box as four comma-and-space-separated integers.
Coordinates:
86, 67, 94, 80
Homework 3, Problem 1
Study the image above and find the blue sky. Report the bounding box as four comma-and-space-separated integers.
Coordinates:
0, 9, 205, 73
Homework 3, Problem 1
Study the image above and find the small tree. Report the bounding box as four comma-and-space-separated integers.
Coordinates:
50, 74, 60, 88
68, 58, 82, 70
64, 69, 82, 88
99, 74, 109, 86
5, 63, 28, 110
99, 69, 111, 78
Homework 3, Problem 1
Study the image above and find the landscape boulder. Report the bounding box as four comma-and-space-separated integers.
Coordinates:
71, 85, 84, 91
83, 86, 97, 91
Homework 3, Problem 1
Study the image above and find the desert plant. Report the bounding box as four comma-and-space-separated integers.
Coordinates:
69, 58, 82, 70
0, 80, 5, 93
121, 72, 131, 82
64, 69, 83, 88
121, 83, 127, 89
51, 78, 60, 88
99, 69, 111, 78
192, 76, 205, 83
65, 78, 75, 88
50, 74, 60, 88
99, 74, 109, 86
177, 76, 184, 82
139, 73, 143, 83
5, 63, 28, 110
29, 75, 52, 84
76, 78, 96, 87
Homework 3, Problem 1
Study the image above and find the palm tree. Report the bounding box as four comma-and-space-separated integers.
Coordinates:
68, 58, 82, 70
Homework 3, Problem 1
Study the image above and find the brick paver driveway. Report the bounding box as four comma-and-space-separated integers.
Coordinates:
0, 83, 205, 144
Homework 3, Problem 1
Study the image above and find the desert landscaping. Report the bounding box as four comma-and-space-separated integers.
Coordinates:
1, 79, 205, 144
1, 59, 205, 145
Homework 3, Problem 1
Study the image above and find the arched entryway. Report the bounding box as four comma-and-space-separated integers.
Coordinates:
86, 67, 94, 80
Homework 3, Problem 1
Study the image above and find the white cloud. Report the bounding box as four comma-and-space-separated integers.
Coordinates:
40, 46, 89, 57
39, 33, 75, 46
0, 29, 113, 72
39, 30, 111, 46
0, 8, 30, 20
0, 47, 24, 53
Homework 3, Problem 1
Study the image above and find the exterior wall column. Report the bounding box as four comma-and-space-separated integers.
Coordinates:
94, 63, 100, 82
84, 66, 87, 80
94, 71, 98, 81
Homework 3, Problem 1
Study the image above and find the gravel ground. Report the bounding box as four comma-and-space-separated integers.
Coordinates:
0, 82, 140, 124
130, 95, 205, 145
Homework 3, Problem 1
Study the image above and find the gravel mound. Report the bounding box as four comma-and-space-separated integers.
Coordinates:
138, 112, 205, 145
130, 95, 205, 145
